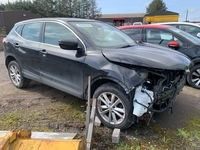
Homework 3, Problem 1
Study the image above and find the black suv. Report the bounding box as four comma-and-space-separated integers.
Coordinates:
3, 18, 192, 130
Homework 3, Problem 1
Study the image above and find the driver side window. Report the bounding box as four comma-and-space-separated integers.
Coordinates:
44, 22, 77, 46
146, 29, 184, 47
146, 29, 162, 44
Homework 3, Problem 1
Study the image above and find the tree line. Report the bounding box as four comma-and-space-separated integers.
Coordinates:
0, 0, 102, 19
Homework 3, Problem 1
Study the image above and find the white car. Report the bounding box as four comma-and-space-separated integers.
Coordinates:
133, 22, 142, 25
156, 22, 200, 38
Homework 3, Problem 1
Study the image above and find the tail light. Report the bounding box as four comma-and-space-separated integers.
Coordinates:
2, 37, 7, 45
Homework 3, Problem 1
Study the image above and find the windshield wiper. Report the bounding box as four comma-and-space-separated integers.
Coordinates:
116, 45, 133, 49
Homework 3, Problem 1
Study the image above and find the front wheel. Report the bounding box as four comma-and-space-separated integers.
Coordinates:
187, 64, 200, 89
8, 61, 30, 88
93, 83, 132, 130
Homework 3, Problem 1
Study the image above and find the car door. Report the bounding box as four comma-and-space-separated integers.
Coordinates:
144, 28, 188, 55
15, 22, 42, 82
39, 21, 86, 98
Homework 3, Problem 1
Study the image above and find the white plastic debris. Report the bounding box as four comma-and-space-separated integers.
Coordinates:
133, 85, 154, 117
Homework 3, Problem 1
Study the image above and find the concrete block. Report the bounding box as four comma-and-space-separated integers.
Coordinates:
112, 128, 120, 143
94, 116, 101, 126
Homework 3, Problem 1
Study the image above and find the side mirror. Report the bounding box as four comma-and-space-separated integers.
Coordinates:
197, 33, 200, 38
59, 39, 79, 50
168, 41, 179, 49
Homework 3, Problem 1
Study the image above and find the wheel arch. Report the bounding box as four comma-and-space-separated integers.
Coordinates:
187, 58, 200, 89
192, 57, 200, 65
86, 76, 131, 100
5, 55, 18, 69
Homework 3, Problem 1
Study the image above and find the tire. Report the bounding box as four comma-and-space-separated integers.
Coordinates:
187, 64, 200, 89
93, 83, 132, 130
8, 61, 30, 88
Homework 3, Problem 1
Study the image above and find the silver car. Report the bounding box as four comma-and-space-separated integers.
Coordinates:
157, 22, 200, 38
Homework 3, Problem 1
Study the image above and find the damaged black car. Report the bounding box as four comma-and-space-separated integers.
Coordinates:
3, 18, 192, 130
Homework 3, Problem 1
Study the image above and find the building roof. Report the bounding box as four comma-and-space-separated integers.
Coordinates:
117, 24, 172, 30
101, 13, 146, 18
145, 10, 179, 16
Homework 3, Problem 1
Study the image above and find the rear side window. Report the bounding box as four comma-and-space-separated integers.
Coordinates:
146, 28, 184, 47
179, 25, 200, 37
44, 22, 77, 46
21, 22, 41, 42
167, 24, 177, 28
121, 28, 142, 41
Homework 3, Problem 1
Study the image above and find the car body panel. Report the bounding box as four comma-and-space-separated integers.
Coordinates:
5, 30, 42, 82
102, 46, 191, 70
38, 43, 86, 98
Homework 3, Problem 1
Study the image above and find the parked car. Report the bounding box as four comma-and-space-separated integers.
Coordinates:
133, 22, 142, 25
118, 24, 200, 89
156, 22, 200, 38
3, 18, 192, 130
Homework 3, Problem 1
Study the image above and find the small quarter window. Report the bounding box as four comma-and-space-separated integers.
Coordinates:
15, 25, 23, 35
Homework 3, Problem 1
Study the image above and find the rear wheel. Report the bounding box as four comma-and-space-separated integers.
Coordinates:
93, 83, 132, 130
187, 64, 200, 89
8, 61, 30, 88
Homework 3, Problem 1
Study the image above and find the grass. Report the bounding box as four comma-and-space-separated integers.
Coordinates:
0, 98, 86, 132
0, 112, 22, 129
111, 114, 200, 150
0, 100, 199, 150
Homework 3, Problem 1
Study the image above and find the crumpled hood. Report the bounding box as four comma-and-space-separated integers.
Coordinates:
102, 45, 192, 70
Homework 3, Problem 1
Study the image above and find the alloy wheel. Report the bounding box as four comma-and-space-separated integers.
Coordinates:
191, 68, 200, 88
97, 92, 125, 125
9, 64, 21, 86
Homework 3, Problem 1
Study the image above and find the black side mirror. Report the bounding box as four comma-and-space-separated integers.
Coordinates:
168, 41, 179, 49
59, 39, 79, 50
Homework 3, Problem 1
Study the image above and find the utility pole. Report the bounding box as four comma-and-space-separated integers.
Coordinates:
185, 10, 188, 22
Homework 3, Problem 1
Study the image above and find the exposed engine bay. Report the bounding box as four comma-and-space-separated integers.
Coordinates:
133, 68, 186, 121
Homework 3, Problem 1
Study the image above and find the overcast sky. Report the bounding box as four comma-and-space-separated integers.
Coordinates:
1, 0, 200, 21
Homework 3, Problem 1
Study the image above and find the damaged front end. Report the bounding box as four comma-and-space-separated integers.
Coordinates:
132, 68, 186, 124
102, 46, 192, 129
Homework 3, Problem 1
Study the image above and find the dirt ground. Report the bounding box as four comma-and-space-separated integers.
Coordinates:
0, 50, 200, 149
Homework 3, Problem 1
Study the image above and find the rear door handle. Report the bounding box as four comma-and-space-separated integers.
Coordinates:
39, 49, 48, 57
14, 43, 19, 48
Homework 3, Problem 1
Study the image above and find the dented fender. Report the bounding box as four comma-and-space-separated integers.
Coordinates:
84, 51, 145, 94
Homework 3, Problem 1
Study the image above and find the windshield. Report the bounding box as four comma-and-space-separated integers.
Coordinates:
168, 27, 200, 45
69, 21, 135, 48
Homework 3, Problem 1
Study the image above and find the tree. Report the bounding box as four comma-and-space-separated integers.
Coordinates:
146, 0, 167, 13
0, 0, 101, 19
33, 0, 57, 17
88, 0, 101, 19
0, 3, 5, 11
